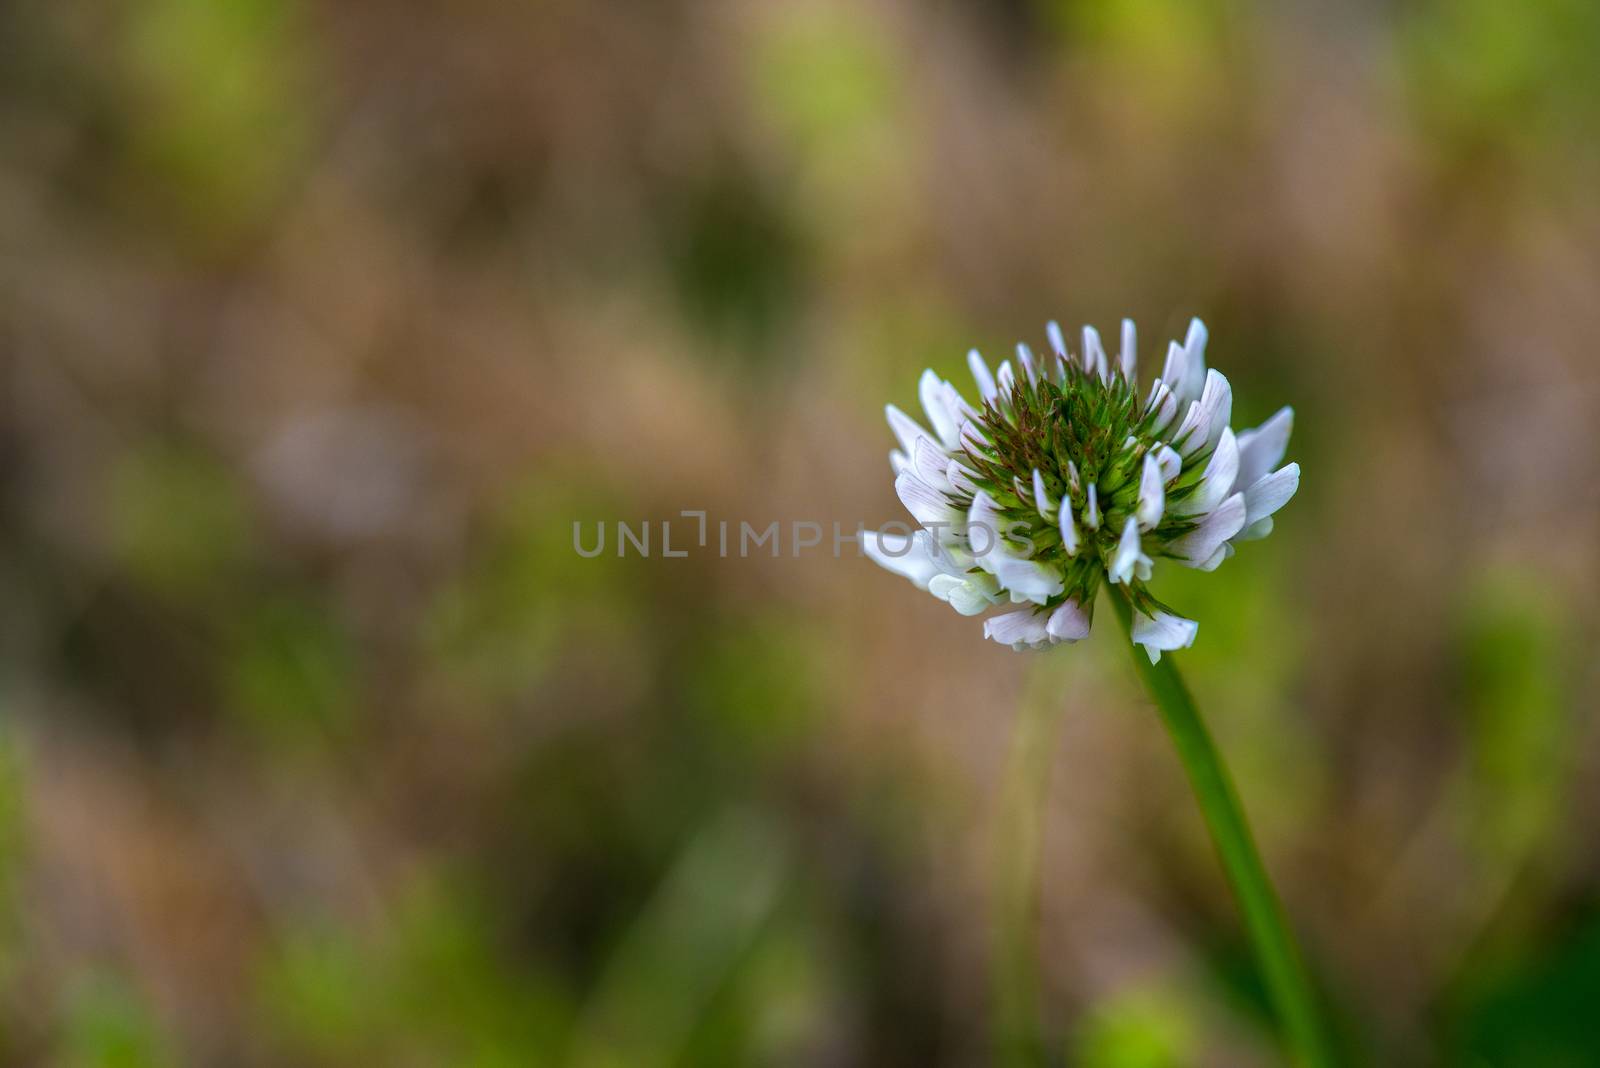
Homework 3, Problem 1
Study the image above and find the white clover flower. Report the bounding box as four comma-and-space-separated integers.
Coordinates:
865, 317, 1299, 661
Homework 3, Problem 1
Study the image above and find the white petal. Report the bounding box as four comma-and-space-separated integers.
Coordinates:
1082, 325, 1109, 382
949, 578, 1003, 615
1172, 400, 1200, 449
1155, 444, 1182, 484
1119, 319, 1137, 382
896, 470, 961, 526
1046, 599, 1093, 642
886, 404, 937, 457
1160, 342, 1192, 404
967, 349, 998, 403
1131, 608, 1198, 663
890, 449, 910, 474
990, 553, 1064, 604
969, 570, 1005, 597
1183, 318, 1208, 373
983, 609, 1052, 651
1028, 469, 1057, 520
1109, 517, 1153, 585
996, 360, 1016, 396
1174, 369, 1232, 456
1236, 516, 1274, 542
1198, 370, 1232, 453
1145, 380, 1179, 434
863, 528, 947, 589
1083, 484, 1101, 530
1165, 492, 1246, 566
1016, 343, 1037, 386
1058, 496, 1080, 556
1164, 318, 1209, 408
947, 459, 980, 495
1241, 463, 1300, 527
945, 460, 979, 496
911, 438, 952, 491
951, 587, 997, 616
959, 420, 990, 450
919, 370, 959, 449
929, 572, 1001, 615
1174, 427, 1238, 516
967, 491, 1004, 556
1046, 321, 1067, 358
934, 391, 972, 454
940, 381, 979, 424
1235, 407, 1293, 492
968, 493, 1062, 603
1136, 452, 1165, 530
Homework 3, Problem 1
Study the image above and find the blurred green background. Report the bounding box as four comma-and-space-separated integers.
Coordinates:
1, 0, 1598, 1064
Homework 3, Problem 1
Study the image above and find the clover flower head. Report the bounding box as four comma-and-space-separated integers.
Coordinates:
864, 317, 1299, 661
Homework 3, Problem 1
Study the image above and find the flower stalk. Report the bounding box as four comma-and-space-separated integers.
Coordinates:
862, 313, 1324, 1060
1108, 585, 1335, 1068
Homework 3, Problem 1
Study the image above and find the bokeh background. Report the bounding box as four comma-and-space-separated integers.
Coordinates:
2, 0, 1599, 1064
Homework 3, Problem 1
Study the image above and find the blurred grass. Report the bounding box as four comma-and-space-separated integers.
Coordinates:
223, 593, 356, 750
424, 475, 640, 705
1073, 983, 1199, 1068
121, 0, 315, 243
1453, 571, 1572, 861
59, 974, 173, 1068
258, 876, 572, 1065
109, 444, 255, 604
567, 811, 787, 1068
0, 736, 21, 995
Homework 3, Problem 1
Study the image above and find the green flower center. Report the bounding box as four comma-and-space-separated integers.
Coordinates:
957, 357, 1211, 607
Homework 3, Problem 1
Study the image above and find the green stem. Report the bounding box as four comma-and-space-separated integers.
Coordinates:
1108, 587, 1335, 1068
